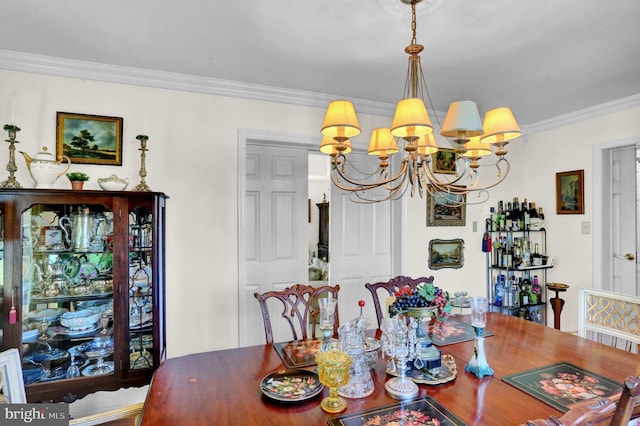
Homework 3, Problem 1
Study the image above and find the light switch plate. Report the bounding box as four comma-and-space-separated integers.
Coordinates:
581, 221, 591, 234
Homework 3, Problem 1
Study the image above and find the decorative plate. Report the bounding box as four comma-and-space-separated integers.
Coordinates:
365, 337, 381, 352
260, 368, 323, 402
386, 354, 457, 385
22, 328, 40, 341
82, 361, 114, 376
27, 308, 69, 323
48, 323, 100, 337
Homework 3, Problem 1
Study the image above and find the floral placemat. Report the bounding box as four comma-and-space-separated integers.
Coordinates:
429, 319, 493, 346
273, 339, 322, 368
503, 362, 621, 412
327, 396, 466, 425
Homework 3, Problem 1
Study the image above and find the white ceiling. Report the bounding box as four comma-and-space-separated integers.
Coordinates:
2, 0, 640, 126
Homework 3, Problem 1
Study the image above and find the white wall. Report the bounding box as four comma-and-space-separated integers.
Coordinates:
0, 69, 390, 357
3, 68, 640, 415
405, 104, 640, 333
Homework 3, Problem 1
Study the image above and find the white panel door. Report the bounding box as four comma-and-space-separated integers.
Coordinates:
239, 144, 308, 346
329, 152, 394, 324
610, 146, 638, 295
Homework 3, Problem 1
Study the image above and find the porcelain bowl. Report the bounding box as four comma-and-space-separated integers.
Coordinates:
24, 348, 71, 369
60, 310, 101, 330
98, 174, 129, 191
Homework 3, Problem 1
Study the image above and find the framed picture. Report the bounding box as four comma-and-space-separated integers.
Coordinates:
426, 186, 466, 226
556, 169, 584, 214
431, 148, 457, 174
0, 348, 26, 403
428, 238, 464, 270
56, 112, 123, 165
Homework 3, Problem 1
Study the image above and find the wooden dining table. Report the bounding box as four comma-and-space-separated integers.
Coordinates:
139, 313, 640, 425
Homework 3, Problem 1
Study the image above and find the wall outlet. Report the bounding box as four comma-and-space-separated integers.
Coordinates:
581, 221, 591, 234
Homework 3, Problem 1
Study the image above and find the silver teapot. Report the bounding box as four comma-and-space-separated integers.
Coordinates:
60, 207, 95, 252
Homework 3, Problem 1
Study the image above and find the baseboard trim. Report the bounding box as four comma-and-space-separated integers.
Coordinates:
69, 403, 143, 426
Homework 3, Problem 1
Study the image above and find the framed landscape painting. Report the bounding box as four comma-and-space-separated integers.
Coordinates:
56, 112, 123, 165
556, 169, 584, 214
428, 238, 464, 270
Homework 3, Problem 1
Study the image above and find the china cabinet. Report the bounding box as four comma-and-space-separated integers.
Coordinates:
485, 219, 552, 324
0, 188, 167, 403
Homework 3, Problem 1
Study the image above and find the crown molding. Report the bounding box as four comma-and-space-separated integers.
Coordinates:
2, 49, 639, 133
0, 49, 395, 117
522, 93, 640, 135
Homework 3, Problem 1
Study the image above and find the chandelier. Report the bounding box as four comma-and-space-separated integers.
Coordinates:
319, 0, 522, 204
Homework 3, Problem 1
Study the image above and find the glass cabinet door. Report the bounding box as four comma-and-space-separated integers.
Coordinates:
21, 203, 115, 385
128, 205, 154, 370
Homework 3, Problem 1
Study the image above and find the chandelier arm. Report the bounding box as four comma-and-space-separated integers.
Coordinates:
331, 158, 409, 191
422, 157, 511, 196
420, 159, 470, 189
339, 155, 386, 179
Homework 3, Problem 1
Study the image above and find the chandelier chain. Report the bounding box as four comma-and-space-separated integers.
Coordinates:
411, 1, 417, 45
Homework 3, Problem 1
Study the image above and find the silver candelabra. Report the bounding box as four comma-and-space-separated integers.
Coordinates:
380, 314, 421, 400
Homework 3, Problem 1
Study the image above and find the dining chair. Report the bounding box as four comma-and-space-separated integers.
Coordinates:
364, 275, 434, 328
253, 283, 340, 344
578, 288, 640, 353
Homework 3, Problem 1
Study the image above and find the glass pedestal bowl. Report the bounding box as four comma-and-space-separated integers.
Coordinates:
80, 337, 114, 376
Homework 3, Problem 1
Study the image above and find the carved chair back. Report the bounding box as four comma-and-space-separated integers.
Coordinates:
254, 283, 340, 344
364, 275, 434, 328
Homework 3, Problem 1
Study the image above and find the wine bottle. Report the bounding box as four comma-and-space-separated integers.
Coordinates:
494, 274, 505, 307
522, 199, 530, 230
520, 277, 531, 306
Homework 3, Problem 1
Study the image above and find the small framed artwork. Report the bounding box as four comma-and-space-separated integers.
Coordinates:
0, 348, 27, 403
428, 238, 464, 270
426, 186, 466, 226
56, 112, 123, 165
431, 148, 457, 174
556, 169, 584, 214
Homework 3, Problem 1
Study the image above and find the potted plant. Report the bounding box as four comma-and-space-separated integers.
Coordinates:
66, 172, 90, 190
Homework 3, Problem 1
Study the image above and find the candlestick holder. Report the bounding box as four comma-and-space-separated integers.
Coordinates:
465, 297, 494, 378
380, 314, 420, 400
133, 135, 151, 192
1, 124, 23, 188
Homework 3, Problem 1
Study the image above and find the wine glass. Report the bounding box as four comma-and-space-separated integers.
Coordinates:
66, 353, 80, 379
316, 342, 351, 413
318, 296, 337, 351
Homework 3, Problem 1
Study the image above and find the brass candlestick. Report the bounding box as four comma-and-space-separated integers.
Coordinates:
133, 134, 151, 192
1, 124, 23, 188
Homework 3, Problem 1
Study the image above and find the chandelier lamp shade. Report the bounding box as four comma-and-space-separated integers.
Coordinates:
319, 0, 522, 203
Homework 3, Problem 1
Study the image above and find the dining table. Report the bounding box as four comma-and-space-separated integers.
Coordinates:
139, 313, 640, 425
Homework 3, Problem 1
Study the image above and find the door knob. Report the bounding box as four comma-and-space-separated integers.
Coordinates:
614, 253, 636, 261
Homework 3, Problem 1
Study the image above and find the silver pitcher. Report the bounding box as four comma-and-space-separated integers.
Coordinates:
59, 207, 95, 252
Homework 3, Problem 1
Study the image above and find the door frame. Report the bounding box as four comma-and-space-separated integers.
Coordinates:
237, 129, 405, 343
592, 136, 640, 291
